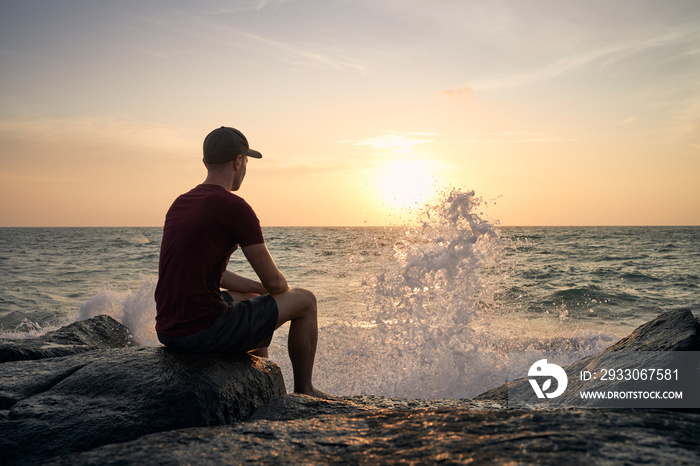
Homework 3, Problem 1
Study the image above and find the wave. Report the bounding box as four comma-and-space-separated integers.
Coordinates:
126, 234, 151, 245
77, 277, 159, 346
620, 272, 662, 283
594, 255, 649, 262
266, 188, 619, 398
3, 193, 647, 400
0, 276, 159, 346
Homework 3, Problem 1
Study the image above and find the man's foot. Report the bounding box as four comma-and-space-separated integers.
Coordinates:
295, 387, 338, 400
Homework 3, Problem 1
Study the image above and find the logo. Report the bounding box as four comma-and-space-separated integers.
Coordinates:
528, 359, 568, 399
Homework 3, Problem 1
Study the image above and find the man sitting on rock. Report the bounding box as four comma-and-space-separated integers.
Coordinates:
155, 126, 330, 399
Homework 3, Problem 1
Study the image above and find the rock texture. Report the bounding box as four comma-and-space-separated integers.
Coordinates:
45, 405, 700, 465
0, 318, 286, 465
0, 315, 133, 362
2, 310, 700, 465
476, 308, 700, 406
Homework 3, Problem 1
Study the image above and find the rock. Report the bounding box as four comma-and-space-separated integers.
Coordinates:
248, 393, 502, 422
5, 310, 700, 464
605, 308, 700, 352
0, 315, 133, 363
249, 393, 378, 421
0, 346, 286, 465
41, 315, 134, 348
43, 407, 700, 465
475, 308, 700, 405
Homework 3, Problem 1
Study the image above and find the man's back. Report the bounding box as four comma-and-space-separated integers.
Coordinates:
154, 125, 330, 398
154, 183, 263, 337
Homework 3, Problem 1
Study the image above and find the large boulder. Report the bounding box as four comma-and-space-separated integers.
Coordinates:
475, 308, 700, 406
606, 308, 700, 351
0, 341, 286, 465
0, 315, 133, 362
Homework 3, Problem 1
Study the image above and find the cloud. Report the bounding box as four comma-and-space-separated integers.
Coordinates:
0, 117, 198, 168
613, 117, 639, 126
342, 131, 435, 154
232, 29, 368, 74
661, 95, 700, 144
210, 0, 292, 14
440, 86, 474, 98
141, 9, 368, 75
472, 29, 700, 91
459, 131, 573, 144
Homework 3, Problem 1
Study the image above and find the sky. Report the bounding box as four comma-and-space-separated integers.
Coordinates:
1, 0, 698, 227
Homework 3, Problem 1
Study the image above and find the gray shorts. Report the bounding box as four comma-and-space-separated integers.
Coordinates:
158, 292, 279, 353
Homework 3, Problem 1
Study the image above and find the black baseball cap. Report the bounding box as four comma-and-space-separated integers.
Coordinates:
203, 126, 262, 163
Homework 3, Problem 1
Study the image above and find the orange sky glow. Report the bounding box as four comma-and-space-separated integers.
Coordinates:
1, 1, 698, 227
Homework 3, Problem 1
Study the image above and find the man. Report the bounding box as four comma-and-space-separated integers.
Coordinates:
155, 126, 329, 399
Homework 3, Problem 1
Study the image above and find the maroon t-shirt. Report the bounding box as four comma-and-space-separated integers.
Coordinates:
154, 184, 264, 337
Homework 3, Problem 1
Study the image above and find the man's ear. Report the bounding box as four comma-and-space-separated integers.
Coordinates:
233, 154, 243, 169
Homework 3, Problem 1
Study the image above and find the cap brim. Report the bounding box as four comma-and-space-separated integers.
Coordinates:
247, 149, 262, 159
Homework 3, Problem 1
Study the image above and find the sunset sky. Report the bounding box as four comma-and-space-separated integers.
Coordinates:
1, 0, 698, 227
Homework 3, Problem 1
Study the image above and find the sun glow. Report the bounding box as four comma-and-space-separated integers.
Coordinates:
375, 159, 436, 210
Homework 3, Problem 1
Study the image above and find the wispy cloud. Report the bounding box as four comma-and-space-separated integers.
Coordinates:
471, 29, 700, 91
441, 86, 474, 98
232, 29, 367, 74
210, 0, 292, 15
661, 94, 700, 145
342, 131, 436, 154
139, 10, 367, 74
613, 117, 639, 126
0, 117, 198, 166
459, 131, 573, 144
253, 0, 285, 12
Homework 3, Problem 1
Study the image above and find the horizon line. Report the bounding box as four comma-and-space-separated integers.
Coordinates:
1, 224, 699, 229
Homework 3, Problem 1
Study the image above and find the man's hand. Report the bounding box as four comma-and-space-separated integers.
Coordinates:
242, 243, 289, 294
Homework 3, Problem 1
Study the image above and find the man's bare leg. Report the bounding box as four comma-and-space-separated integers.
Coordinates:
249, 347, 269, 358
272, 288, 332, 399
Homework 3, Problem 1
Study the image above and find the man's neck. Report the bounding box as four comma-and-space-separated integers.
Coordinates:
203, 172, 233, 191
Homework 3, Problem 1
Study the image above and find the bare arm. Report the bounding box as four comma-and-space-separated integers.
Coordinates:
241, 243, 289, 295
221, 270, 266, 295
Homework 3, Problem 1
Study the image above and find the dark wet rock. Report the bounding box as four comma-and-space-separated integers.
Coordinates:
44, 408, 700, 465
41, 315, 134, 347
0, 346, 285, 465
248, 393, 504, 422
0, 315, 133, 363
249, 393, 379, 421
606, 308, 700, 352
4, 310, 700, 464
476, 308, 700, 405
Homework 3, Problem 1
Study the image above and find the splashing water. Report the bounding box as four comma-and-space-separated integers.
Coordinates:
78, 277, 159, 346
2, 191, 628, 399
288, 188, 509, 398
126, 234, 151, 245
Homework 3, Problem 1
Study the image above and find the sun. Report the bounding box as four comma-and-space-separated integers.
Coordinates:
375, 159, 436, 210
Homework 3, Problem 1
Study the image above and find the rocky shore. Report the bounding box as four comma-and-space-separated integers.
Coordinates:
1, 310, 699, 465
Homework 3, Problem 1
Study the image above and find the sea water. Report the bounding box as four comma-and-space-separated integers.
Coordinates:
1, 189, 698, 398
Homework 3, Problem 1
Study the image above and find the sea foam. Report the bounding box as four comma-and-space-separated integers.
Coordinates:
269, 189, 617, 398
265, 189, 501, 397
77, 277, 159, 346
2, 189, 622, 399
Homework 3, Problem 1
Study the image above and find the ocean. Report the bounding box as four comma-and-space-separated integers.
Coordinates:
1, 189, 698, 398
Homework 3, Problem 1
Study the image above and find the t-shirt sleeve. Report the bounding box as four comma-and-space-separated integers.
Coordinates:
230, 199, 264, 247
